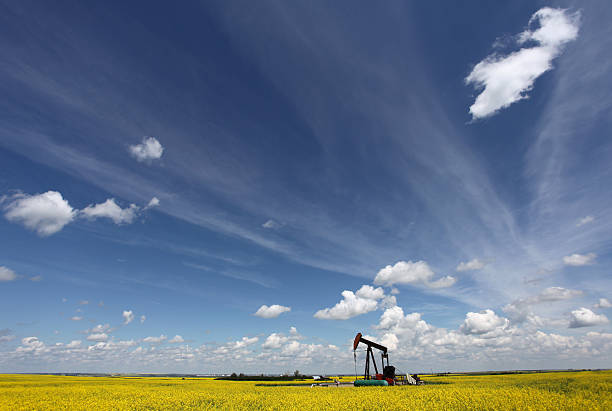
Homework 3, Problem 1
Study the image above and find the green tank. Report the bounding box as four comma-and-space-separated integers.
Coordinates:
354, 379, 388, 387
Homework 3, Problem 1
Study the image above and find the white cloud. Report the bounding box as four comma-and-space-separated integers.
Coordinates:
355, 284, 385, 300
86, 333, 109, 342
262, 219, 281, 229
576, 216, 594, 227
595, 298, 612, 309
70, 316, 83, 321
466, 8, 580, 119
262, 333, 289, 349
15, 337, 47, 354
66, 340, 81, 348
231, 336, 258, 348
373, 260, 456, 288
0, 329, 15, 343
140, 315, 146, 324
538, 287, 583, 302
0, 266, 18, 282
89, 324, 111, 334
563, 253, 596, 266
2, 191, 76, 236
122, 310, 134, 325
169, 335, 184, 343
143, 334, 167, 344
456, 258, 486, 272
81, 199, 139, 225
79, 300, 89, 305
253, 304, 291, 319
569, 308, 609, 328
146, 197, 160, 208
314, 285, 386, 320
427, 276, 458, 289
262, 327, 301, 350
503, 287, 583, 324
214, 336, 260, 355
460, 309, 510, 336
129, 136, 164, 162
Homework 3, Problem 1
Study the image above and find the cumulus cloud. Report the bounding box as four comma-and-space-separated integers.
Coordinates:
460, 309, 510, 337
456, 258, 486, 272
143, 335, 167, 344
3, 310, 612, 374
262, 327, 302, 350
66, 340, 82, 348
16, 337, 47, 354
595, 298, 612, 309
89, 324, 111, 334
0, 329, 15, 343
576, 216, 594, 227
146, 197, 160, 209
563, 253, 596, 266
140, 315, 146, 324
81, 199, 139, 225
214, 336, 260, 355
262, 333, 290, 349
538, 287, 583, 301
70, 316, 83, 321
314, 285, 387, 320
569, 308, 609, 328
374, 261, 456, 288
129, 136, 164, 162
86, 333, 109, 342
253, 304, 291, 319
0, 266, 18, 282
122, 310, 134, 325
2, 190, 157, 235
503, 287, 583, 324
169, 335, 184, 343
2, 191, 76, 236
466, 8, 580, 119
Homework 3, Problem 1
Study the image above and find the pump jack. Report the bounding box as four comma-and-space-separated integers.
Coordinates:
353, 332, 396, 385
352, 332, 422, 386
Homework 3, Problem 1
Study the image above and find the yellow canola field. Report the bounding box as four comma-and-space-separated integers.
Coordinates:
1, 370, 611, 410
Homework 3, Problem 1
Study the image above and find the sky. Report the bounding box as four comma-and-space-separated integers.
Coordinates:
1, 1, 611, 374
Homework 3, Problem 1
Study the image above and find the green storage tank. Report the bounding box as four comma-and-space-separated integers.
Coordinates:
354, 379, 389, 387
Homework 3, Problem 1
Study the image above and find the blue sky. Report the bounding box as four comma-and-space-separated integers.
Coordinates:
1, 1, 611, 374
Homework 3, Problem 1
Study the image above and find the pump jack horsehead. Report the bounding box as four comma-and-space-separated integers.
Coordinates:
353, 333, 422, 386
